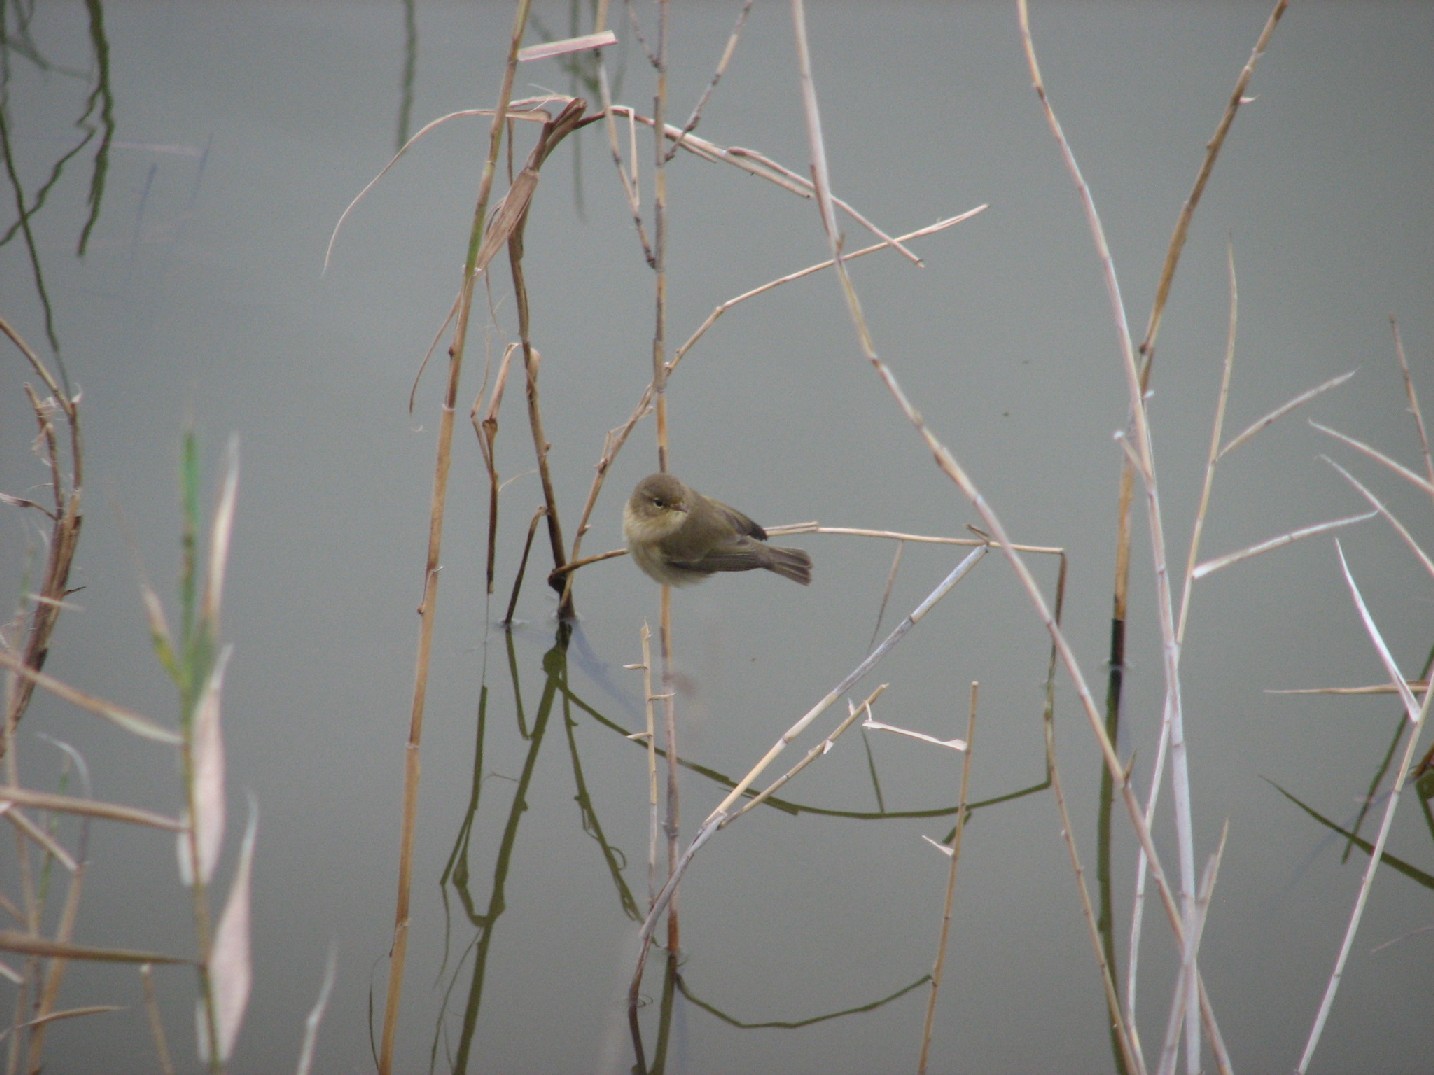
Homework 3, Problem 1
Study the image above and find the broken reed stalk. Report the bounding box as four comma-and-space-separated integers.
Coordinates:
916, 682, 978, 1075
379, 2, 533, 1068
1015, 3, 1227, 1066
472, 344, 517, 595
626, 544, 991, 1007
503, 507, 549, 626
1109, 0, 1290, 669
727, 685, 887, 824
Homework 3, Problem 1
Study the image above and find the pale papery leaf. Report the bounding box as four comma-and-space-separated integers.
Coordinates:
1334, 540, 1420, 722
198, 796, 256, 1064
178, 647, 231, 886
516, 30, 616, 62
1191, 511, 1375, 580
200, 438, 239, 633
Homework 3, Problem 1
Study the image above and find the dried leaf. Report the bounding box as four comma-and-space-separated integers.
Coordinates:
198, 797, 256, 1064
178, 647, 231, 886
517, 31, 616, 62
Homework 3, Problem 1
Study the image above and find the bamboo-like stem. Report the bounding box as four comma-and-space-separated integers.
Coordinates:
659, 584, 679, 952
917, 683, 979, 1075
1014, 5, 1218, 1066
378, 1, 532, 1068
637, 624, 661, 906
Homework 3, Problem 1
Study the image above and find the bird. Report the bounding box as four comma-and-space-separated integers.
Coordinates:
622, 472, 812, 587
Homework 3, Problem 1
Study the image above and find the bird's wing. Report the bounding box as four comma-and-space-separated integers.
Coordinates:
707, 498, 767, 541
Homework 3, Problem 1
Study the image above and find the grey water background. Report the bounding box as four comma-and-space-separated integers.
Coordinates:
3, 2, 1433, 1072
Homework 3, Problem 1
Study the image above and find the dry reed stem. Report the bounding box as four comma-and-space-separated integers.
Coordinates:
488, 100, 592, 619
666, 0, 756, 159
1218, 370, 1357, 461
650, 2, 671, 480
727, 686, 887, 823
1268, 681, 1429, 697
1128, 250, 1237, 1047
627, 546, 988, 1006
635, 624, 661, 906
1112, 0, 1288, 663
591, 4, 653, 264
711, 545, 986, 827
3, 797, 78, 869
140, 963, 176, 1075
1296, 545, 1433, 1072
1390, 319, 1434, 486
0, 786, 183, 832
561, 215, 977, 584
16, 743, 90, 1070
1177, 245, 1239, 645
503, 507, 549, 626
869, 542, 904, 651
768, 0, 1216, 1064
1310, 420, 1434, 498
1015, 5, 1229, 1065
1138, 0, 1289, 359
1190, 511, 1375, 581
658, 585, 679, 952
1108, 20, 1290, 1047
586, 106, 926, 263
3, 321, 83, 758
1322, 458, 1434, 582
917, 682, 978, 1075
1045, 655, 1144, 1075
379, 3, 533, 1068
472, 344, 518, 594
515, 30, 616, 64
0, 932, 189, 965
0, 652, 178, 745
1157, 822, 1230, 1075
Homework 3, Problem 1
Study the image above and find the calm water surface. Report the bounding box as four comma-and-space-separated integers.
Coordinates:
3, 2, 1432, 1072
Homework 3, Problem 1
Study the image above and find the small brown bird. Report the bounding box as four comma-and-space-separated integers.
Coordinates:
623, 473, 812, 587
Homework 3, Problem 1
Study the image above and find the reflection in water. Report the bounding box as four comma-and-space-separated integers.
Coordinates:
423, 594, 1064, 1072
0, 0, 112, 360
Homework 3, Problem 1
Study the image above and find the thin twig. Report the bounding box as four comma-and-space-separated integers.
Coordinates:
918, 682, 979, 1075
728, 686, 888, 823
1389, 318, 1433, 486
